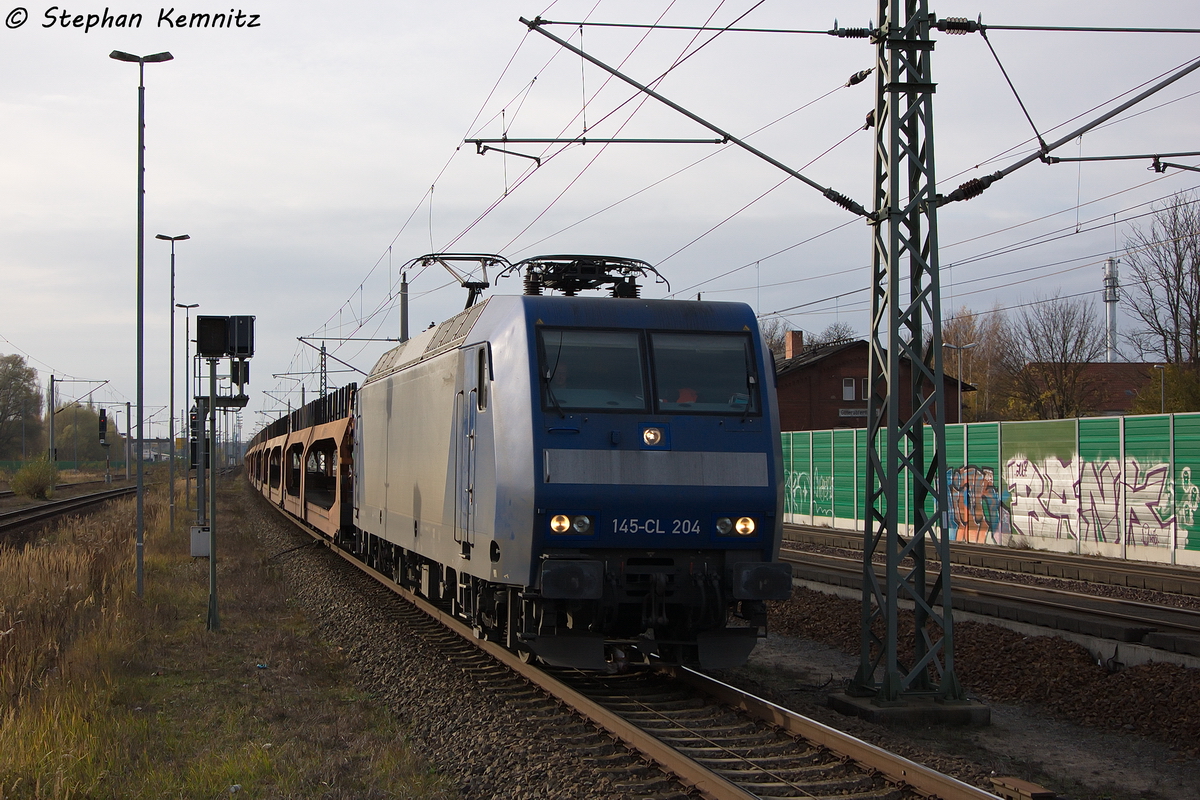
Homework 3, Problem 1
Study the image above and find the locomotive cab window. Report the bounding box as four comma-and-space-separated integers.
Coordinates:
538, 329, 647, 412
650, 332, 760, 414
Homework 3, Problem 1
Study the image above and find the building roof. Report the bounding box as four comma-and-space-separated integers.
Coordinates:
775, 339, 864, 378
776, 339, 975, 391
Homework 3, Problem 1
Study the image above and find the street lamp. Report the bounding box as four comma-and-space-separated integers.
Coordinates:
944, 342, 978, 424
1154, 364, 1165, 414
177, 302, 199, 510
157, 233, 189, 540
111, 49, 173, 599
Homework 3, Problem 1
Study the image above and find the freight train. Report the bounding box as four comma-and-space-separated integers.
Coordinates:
246, 255, 792, 670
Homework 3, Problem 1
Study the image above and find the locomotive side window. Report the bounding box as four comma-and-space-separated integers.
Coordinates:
538, 329, 647, 411
650, 332, 761, 414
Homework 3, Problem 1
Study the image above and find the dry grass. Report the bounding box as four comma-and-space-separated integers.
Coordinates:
0, 477, 452, 799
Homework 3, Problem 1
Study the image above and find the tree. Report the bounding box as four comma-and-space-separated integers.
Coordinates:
942, 305, 1011, 421
998, 295, 1107, 419
0, 354, 44, 461
54, 404, 125, 465
1128, 364, 1200, 415
1123, 191, 1200, 366
757, 316, 790, 360
807, 321, 857, 349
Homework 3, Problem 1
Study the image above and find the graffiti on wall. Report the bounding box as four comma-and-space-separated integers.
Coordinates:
783, 419, 1200, 554
946, 456, 1200, 549
995, 455, 1200, 549
1006, 455, 1080, 544
948, 465, 1009, 544
784, 469, 810, 516
782, 468, 834, 518
1122, 458, 1173, 547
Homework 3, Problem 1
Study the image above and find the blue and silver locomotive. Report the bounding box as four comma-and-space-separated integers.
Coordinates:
252, 255, 792, 670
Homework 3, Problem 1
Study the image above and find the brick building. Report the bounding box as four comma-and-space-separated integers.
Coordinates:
774, 332, 971, 431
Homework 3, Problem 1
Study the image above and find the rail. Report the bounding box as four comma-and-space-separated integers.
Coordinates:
269, 498, 999, 800
786, 523, 1200, 596
0, 486, 137, 535
782, 544, 1200, 643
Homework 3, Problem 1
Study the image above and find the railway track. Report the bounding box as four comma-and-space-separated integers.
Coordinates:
783, 530, 1200, 657
785, 523, 1200, 596
0, 486, 137, 535
0, 477, 126, 500
275, 506, 998, 800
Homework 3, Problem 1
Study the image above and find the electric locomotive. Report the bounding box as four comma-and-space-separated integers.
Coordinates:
252, 255, 793, 671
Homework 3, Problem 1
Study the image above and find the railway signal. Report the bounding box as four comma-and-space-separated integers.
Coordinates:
193, 314, 256, 632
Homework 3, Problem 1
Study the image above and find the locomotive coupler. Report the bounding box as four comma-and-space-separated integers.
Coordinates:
642, 572, 670, 627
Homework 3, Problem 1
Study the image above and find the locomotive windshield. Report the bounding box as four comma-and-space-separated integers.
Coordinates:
539, 329, 648, 411
650, 332, 760, 414
537, 328, 760, 415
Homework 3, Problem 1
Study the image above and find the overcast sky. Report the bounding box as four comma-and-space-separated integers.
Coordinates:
2, 0, 1199, 440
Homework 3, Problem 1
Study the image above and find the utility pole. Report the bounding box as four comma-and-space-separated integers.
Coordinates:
125, 401, 131, 481
207, 357, 219, 631
47, 375, 55, 464
319, 342, 328, 398
852, 0, 961, 706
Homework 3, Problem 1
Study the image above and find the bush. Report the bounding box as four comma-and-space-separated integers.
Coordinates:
11, 459, 57, 500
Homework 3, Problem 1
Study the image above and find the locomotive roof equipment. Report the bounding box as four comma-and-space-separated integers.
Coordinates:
405, 253, 512, 310
500, 254, 669, 298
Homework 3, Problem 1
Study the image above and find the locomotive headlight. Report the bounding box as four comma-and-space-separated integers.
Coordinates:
572, 515, 592, 534
550, 514, 572, 533
716, 517, 734, 535
735, 516, 756, 536
642, 427, 664, 446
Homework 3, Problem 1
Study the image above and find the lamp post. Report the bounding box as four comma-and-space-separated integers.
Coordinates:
157, 235, 189, 542
944, 342, 978, 424
111, 49, 173, 599
1154, 364, 1166, 414
177, 302, 199, 509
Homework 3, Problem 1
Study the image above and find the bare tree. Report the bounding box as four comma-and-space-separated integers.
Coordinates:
1123, 191, 1200, 365
999, 296, 1107, 419
757, 316, 790, 360
942, 305, 1012, 421
807, 321, 858, 349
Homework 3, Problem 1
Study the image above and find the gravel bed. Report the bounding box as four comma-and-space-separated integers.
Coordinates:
739, 585, 1200, 799
790, 539, 1200, 610
245, 492, 690, 800
248, 493, 1200, 799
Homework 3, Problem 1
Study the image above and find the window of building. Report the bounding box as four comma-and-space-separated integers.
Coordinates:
843, 377, 855, 401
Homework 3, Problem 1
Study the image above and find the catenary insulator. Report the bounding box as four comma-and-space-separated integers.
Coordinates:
936, 17, 980, 34
945, 173, 999, 203
823, 188, 869, 217
846, 68, 873, 87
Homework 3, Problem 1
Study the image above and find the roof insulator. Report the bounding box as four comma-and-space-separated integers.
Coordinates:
845, 68, 874, 87
936, 17, 981, 35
